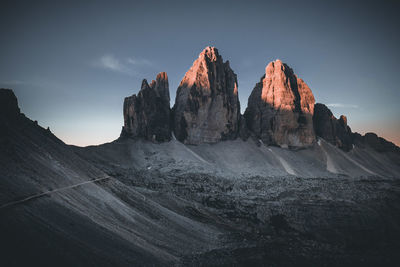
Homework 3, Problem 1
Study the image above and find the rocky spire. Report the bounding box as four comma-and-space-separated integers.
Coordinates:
313, 103, 399, 153
313, 103, 353, 151
121, 72, 171, 142
353, 132, 400, 153
244, 60, 315, 147
172, 47, 241, 144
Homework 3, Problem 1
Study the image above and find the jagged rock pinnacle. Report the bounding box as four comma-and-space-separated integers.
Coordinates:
244, 60, 316, 147
313, 103, 353, 151
172, 47, 241, 144
121, 72, 171, 142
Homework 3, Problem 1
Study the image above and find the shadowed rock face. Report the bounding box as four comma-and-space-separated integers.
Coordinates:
121, 72, 171, 142
173, 47, 240, 144
0, 88, 20, 122
244, 60, 315, 148
314, 103, 400, 154
353, 132, 400, 154
313, 103, 353, 151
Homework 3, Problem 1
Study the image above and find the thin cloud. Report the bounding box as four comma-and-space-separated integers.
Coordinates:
326, 103, 359, 109
126, 57, 152, 66
93, 54, 153, 77
100, 55, 124, 71
95, 54, 130, 74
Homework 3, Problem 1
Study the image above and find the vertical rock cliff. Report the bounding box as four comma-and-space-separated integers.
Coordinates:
172, 47, 240, 144
313, 103, 399, 153
313, 103, 353, 151
244, 60, 315, 147
121, 72, 171, 142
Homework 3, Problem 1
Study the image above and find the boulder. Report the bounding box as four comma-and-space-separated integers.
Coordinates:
244, 60, 315, 148
172, 47, 240, 144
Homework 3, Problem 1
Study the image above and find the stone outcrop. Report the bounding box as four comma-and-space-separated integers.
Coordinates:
244, 60, 315, 148
172, 47, 240, 144
0, 88, 62, 144
313, 103, 353, 151
352, 132, 400, 153
121, 72, 171, 142
0, 88, 20, 122
313, 104, 399, 153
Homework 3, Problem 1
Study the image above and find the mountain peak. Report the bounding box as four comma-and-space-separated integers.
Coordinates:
264, 59, 294, 82
245, 61, 315, 147
173, 47, 240, 144
121, 72, 171, 142
0, 88, 20, 121
141, 79, 150, 90
199, 46, 220, 61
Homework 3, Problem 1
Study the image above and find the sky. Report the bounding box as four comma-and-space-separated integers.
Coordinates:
1, 0, 399, 146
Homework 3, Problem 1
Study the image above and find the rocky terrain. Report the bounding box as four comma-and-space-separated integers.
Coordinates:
1, 47, 400, 267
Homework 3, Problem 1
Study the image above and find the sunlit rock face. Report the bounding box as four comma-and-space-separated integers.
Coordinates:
313, 103, 353, 151
244, 60, 315, 147
121, 72, 171, 142
173, 47, 240, 144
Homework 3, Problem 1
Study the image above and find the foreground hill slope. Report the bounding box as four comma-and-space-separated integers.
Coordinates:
0, 89, 223, 266
1, 87, 400, 267
76, 137, 400, 266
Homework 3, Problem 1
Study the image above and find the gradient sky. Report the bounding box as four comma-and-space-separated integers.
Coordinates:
1, 0, 399, 146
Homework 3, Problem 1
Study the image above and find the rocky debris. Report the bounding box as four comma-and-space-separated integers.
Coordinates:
313, 103, 353, 151
244, 60, 315, 148
172, 47, 240, 144
121, 72, 171, 142
0, 88, 20, 122
238, 115, 250, 141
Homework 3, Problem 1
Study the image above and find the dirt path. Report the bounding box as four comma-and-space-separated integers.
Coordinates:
0, 176, 111, 210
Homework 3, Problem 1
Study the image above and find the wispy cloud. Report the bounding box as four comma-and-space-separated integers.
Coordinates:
126, 57, 152, 66
93, 54, 153, 76
326, 103, 359, 109
94, 54, 132, 74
